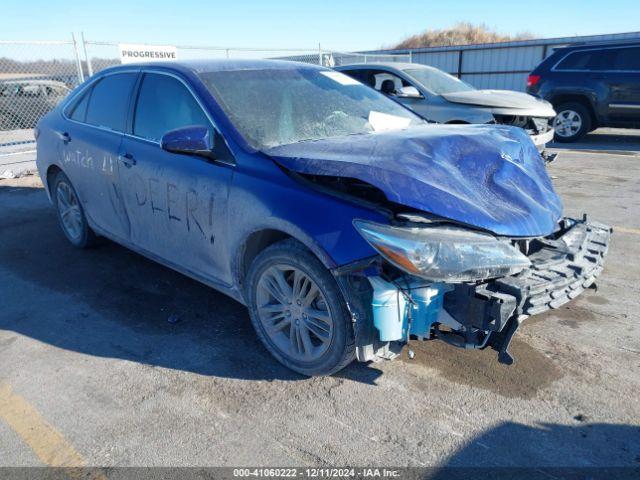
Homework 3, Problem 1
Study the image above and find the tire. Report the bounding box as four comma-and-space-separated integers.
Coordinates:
246, 239, 355, 376
52, 171, 96, 248
553, 102, 592, 142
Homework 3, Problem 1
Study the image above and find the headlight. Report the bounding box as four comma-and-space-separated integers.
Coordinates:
353, 219, 531, 282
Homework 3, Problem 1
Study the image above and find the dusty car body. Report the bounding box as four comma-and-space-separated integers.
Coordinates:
336, 63, 557, 151
35, 60, 610, 376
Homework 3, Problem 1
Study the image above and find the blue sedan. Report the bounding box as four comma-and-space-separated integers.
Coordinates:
35, 60, 610, 376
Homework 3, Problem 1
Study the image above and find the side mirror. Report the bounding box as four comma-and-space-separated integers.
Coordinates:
396, 86, 423, 99
160, 125, 214, 158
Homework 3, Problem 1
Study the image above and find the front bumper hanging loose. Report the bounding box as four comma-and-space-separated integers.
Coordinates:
444, 216, 612, 364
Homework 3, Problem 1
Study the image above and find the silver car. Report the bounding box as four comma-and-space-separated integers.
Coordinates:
0, 79, 70, 130
336, 63, 556, 150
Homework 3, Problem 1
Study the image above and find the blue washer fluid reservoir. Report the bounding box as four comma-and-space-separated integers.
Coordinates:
408, 283, 452, 340
368, 276, 408, 342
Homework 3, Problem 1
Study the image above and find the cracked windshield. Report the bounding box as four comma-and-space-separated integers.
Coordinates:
199, 67, 425, 149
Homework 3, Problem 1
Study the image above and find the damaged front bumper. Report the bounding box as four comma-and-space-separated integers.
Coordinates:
529, 127, 555, 151
340, 216, 612, 364
493, 115, 555, 151
444, 216, 612, 364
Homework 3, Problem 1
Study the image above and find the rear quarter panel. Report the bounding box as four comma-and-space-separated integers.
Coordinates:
35, 108, 67, 200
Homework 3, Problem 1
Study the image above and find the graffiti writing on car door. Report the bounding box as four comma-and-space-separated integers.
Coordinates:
129, 172, 216, 244
62, 150, 215, 243
62, 149, 116, 176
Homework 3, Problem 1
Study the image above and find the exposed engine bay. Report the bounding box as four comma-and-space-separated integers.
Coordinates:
494, 114, 553, 137
334, 215, 612, 365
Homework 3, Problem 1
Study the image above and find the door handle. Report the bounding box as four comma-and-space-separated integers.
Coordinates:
56, 131, 71, 144
117, 152, 136, 167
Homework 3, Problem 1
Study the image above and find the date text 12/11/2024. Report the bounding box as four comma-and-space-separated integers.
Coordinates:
232, 468, 402, 478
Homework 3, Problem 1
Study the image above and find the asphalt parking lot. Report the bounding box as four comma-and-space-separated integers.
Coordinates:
1, 141, 639, 469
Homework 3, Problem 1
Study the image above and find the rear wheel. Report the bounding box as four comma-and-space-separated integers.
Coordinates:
553, 102, 591, 142
246, 239, 355, 376
52, 171, 96, 248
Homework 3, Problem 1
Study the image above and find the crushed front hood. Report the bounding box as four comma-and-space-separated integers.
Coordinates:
265, 124, 563, 237
442, 89, 555, 117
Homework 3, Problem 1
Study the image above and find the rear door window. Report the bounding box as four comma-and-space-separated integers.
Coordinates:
556, 50, 602, 70
338, 69, 367, 85
69, 90, 91, 122
132, 73, 211, 142
605, 47, 640, 71
84, 73, 137, 132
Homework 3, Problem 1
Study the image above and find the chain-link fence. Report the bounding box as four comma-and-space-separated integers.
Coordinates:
0, 38, 84, 171
317, 51, 411, 67
0, 36, 410, 173
81, 40, 411, 74
83, 40, 325, 75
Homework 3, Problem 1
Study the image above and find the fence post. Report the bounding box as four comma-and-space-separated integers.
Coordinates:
457, 49, 463, 79
71, 33, 85, 83
409, 50, 413, 63
80, 32, 93, 78
318, 43, 322, 66
226, 48, 229, 59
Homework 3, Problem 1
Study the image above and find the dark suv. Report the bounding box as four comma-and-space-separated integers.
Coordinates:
527, 41, 640, 142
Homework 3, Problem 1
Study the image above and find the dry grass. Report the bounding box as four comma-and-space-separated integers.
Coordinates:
393, 22, 534, 49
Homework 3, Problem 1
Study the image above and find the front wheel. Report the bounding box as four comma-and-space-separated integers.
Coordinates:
245, 239, 355, 376
553, 102, 592, 142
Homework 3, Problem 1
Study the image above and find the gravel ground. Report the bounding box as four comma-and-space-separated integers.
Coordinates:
0, 148, 639, 469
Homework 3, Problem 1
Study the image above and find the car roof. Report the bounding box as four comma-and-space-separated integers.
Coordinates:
554, 40, 640, 52
335, 62, 435, 72
98, 58, 325, 76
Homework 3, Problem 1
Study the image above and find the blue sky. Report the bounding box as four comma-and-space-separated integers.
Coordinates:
3, 0, 640, 50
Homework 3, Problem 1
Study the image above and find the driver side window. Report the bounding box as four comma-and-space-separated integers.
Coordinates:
372, 72, 405, 95
340, 69, 411, 96
133, 73, 212, 142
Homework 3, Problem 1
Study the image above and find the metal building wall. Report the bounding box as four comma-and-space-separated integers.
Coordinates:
367, 31, 640, 91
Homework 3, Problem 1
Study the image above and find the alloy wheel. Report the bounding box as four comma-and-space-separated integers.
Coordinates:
56, 181, 83, 240
255, 264, 334, 362
554, 109, 583, 138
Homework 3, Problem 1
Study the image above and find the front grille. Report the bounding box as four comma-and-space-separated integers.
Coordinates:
531, 117, 551, 134
494, 115, 552, 135
494, 219, 611, 317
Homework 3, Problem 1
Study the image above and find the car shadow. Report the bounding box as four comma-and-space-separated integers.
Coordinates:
549, 129, 640, 154
0, 184, 383, 384
428, 421, 640, 478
